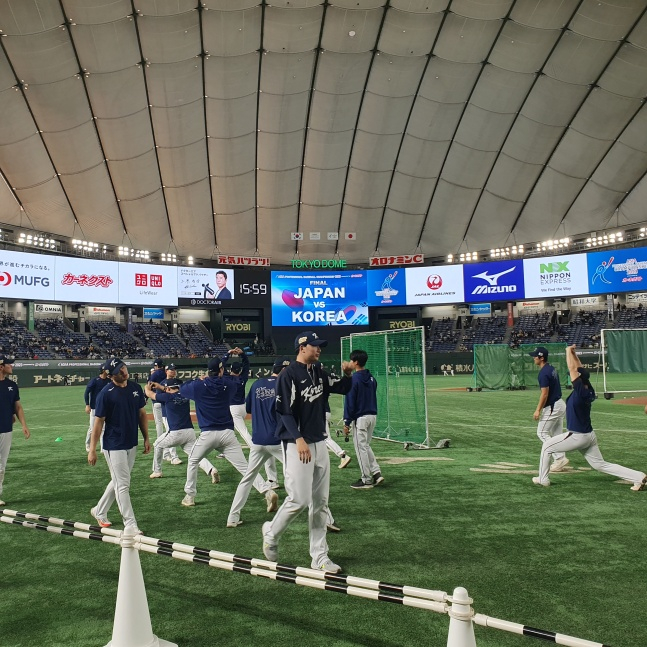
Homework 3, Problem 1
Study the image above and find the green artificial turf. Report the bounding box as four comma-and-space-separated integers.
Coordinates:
1, 377, 646, 646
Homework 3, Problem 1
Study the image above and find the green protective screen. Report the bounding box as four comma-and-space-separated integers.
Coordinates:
474, 343, 569, 390
341, 328, 428, 446
601, 329, 647, 394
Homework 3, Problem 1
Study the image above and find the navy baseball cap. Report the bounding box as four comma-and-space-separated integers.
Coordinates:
230, 362, 243, 373
207, 357, 224, 373
273, 357, 292, 373
294, 331, 328, 350
165, 364, 176, 371
0, 355, 15, 365
529, 346, 549, 359
577, 366, 591, 381
106, 358, 126, 376
153, 359, 165, 368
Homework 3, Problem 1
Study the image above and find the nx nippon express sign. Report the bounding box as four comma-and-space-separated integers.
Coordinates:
523, 253, 589, 299
463, 260, 525, 303
0, 250, 55, 301
405, 265, 464, 305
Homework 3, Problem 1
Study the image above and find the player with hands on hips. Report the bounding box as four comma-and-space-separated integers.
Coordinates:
533, 345, 647, 490
0, 356, 30, 507
343, 350, 382, 489
529, 346, 569, 473
88, 358, 150, 534
261, 331, 352, 574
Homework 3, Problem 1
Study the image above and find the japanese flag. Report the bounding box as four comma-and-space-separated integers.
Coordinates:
345, 232, 356, 240
291, 232, 303, 241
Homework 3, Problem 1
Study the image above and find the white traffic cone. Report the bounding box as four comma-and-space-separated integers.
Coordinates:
106, 532, 177, 647
446, 586, 477, 647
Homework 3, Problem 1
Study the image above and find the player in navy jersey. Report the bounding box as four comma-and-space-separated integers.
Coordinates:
533, 345, 647, 490
344, 349, 381, 489
83, 363, 110, 452
262, 331, 353, 573
178, 353, 270, 507
0, 356, 30, 507
228, 351, 279, 488
227, 358, 341, 529
145, 374, 219, 484
88, 358, 150, 533
529, 346, 569, 472
148, 359, 180, 465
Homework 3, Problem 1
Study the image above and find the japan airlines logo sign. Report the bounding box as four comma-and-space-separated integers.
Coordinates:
405, 265, 464, 305
463, 261, 525, 302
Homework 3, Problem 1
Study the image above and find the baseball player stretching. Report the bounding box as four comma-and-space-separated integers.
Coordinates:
88, 358, 150, 534
227, 350, 279, 487
262, 331, 352, 573
144, 379, 219, 484
83, 364, 110, 452
149, 359, 180, 465
529, 346, 569, 473
344, 350, 382, 489
178, 356, 271, 507
0, 356, 30, 507
534, 345, 647, 490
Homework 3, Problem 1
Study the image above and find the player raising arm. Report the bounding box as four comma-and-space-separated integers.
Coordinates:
532, 345, 647, 491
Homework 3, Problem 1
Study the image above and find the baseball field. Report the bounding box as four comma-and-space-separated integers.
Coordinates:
1, 376, 646, 647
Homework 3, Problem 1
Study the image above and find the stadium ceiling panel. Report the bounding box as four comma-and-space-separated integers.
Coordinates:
0, 0, 645, 265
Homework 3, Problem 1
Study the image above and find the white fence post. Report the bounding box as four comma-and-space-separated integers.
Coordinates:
446, 586, 477, 647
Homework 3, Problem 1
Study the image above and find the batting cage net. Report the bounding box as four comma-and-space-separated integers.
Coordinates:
474, 343, 570, 390
340, 327, 431, 448
601, 329, 647, 395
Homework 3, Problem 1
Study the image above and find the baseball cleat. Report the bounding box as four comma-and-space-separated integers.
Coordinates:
262, 522, 278, 561
549, 457, 570, 473
326, 523, 341, 533
265, 490, 279, 513
311, 557, 342, 574
630, 475, 647, 491
339, 454, 352, 469
227, 520, 243, 528
350, 479, 373, 490
268, 480, 280, 490
90, 507, 112, 528
170, 457, 183, 466
532, 477, 551, 487
0, 500, 5, 507
373, 472, 385, 486
211, 469, 220, 484
149, 472, 163, 479
181, 495, 195, 507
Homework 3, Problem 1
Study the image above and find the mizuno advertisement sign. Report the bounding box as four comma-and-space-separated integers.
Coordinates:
463, 260, 525, 302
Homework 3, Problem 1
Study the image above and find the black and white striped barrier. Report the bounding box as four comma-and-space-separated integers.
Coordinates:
1, 509, 613, 647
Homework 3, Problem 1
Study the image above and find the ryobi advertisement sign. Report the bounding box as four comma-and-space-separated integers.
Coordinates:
463, 260, 524, 303
523, 253, 589, 299
271, 271, 368, 326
